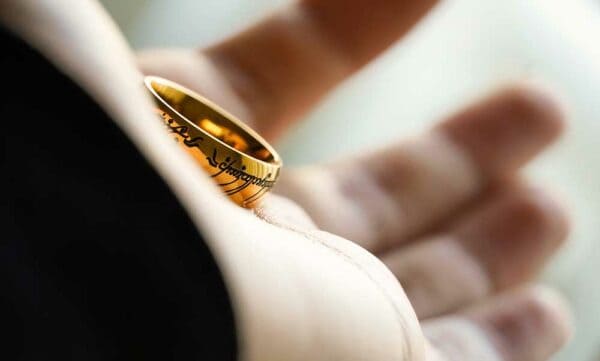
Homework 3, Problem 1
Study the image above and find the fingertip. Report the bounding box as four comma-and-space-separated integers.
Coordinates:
471, 286, 573, 361
438, 83, 569, 178
527, 285, 574, 346
499, 185, 571, 251
499, 82, 568, 143
455, 184, 571, 290
522, 185, 572, 248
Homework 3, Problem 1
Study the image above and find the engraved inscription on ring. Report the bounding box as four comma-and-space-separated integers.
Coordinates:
160, 112, 275, 198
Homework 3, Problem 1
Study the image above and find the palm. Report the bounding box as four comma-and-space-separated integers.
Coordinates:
139, 1, 571, 359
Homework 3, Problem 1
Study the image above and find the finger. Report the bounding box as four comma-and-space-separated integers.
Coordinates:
276, 85, 566, 251
141, 1, 438, 140
382, 184, 569, 319
424, 287, 572, 361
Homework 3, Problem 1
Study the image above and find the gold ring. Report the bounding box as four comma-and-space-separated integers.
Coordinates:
144, 76, 282, 208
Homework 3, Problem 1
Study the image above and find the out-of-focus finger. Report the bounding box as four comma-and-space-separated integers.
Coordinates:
278, 85, 566, 251
156, 0, 438, 139
424, 287, 572, 361
383, 184, 569, 318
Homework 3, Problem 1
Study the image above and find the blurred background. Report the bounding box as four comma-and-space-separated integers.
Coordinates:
100, 0, 600, 359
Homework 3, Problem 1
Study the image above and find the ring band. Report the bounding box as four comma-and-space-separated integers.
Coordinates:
144, 76, 282, 208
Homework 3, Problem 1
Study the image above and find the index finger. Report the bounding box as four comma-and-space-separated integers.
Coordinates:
205, 0, 438, 139
140, 0, 435, 139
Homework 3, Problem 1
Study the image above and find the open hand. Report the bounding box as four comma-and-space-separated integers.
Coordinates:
140, 1, 572, 360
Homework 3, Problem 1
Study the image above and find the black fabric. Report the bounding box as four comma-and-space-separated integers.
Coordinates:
1, 28, 237, 360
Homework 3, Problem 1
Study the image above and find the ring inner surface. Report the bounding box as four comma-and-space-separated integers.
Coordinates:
150, 80, 275, 163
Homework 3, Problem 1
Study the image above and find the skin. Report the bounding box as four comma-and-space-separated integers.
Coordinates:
2, 0, 573, 360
